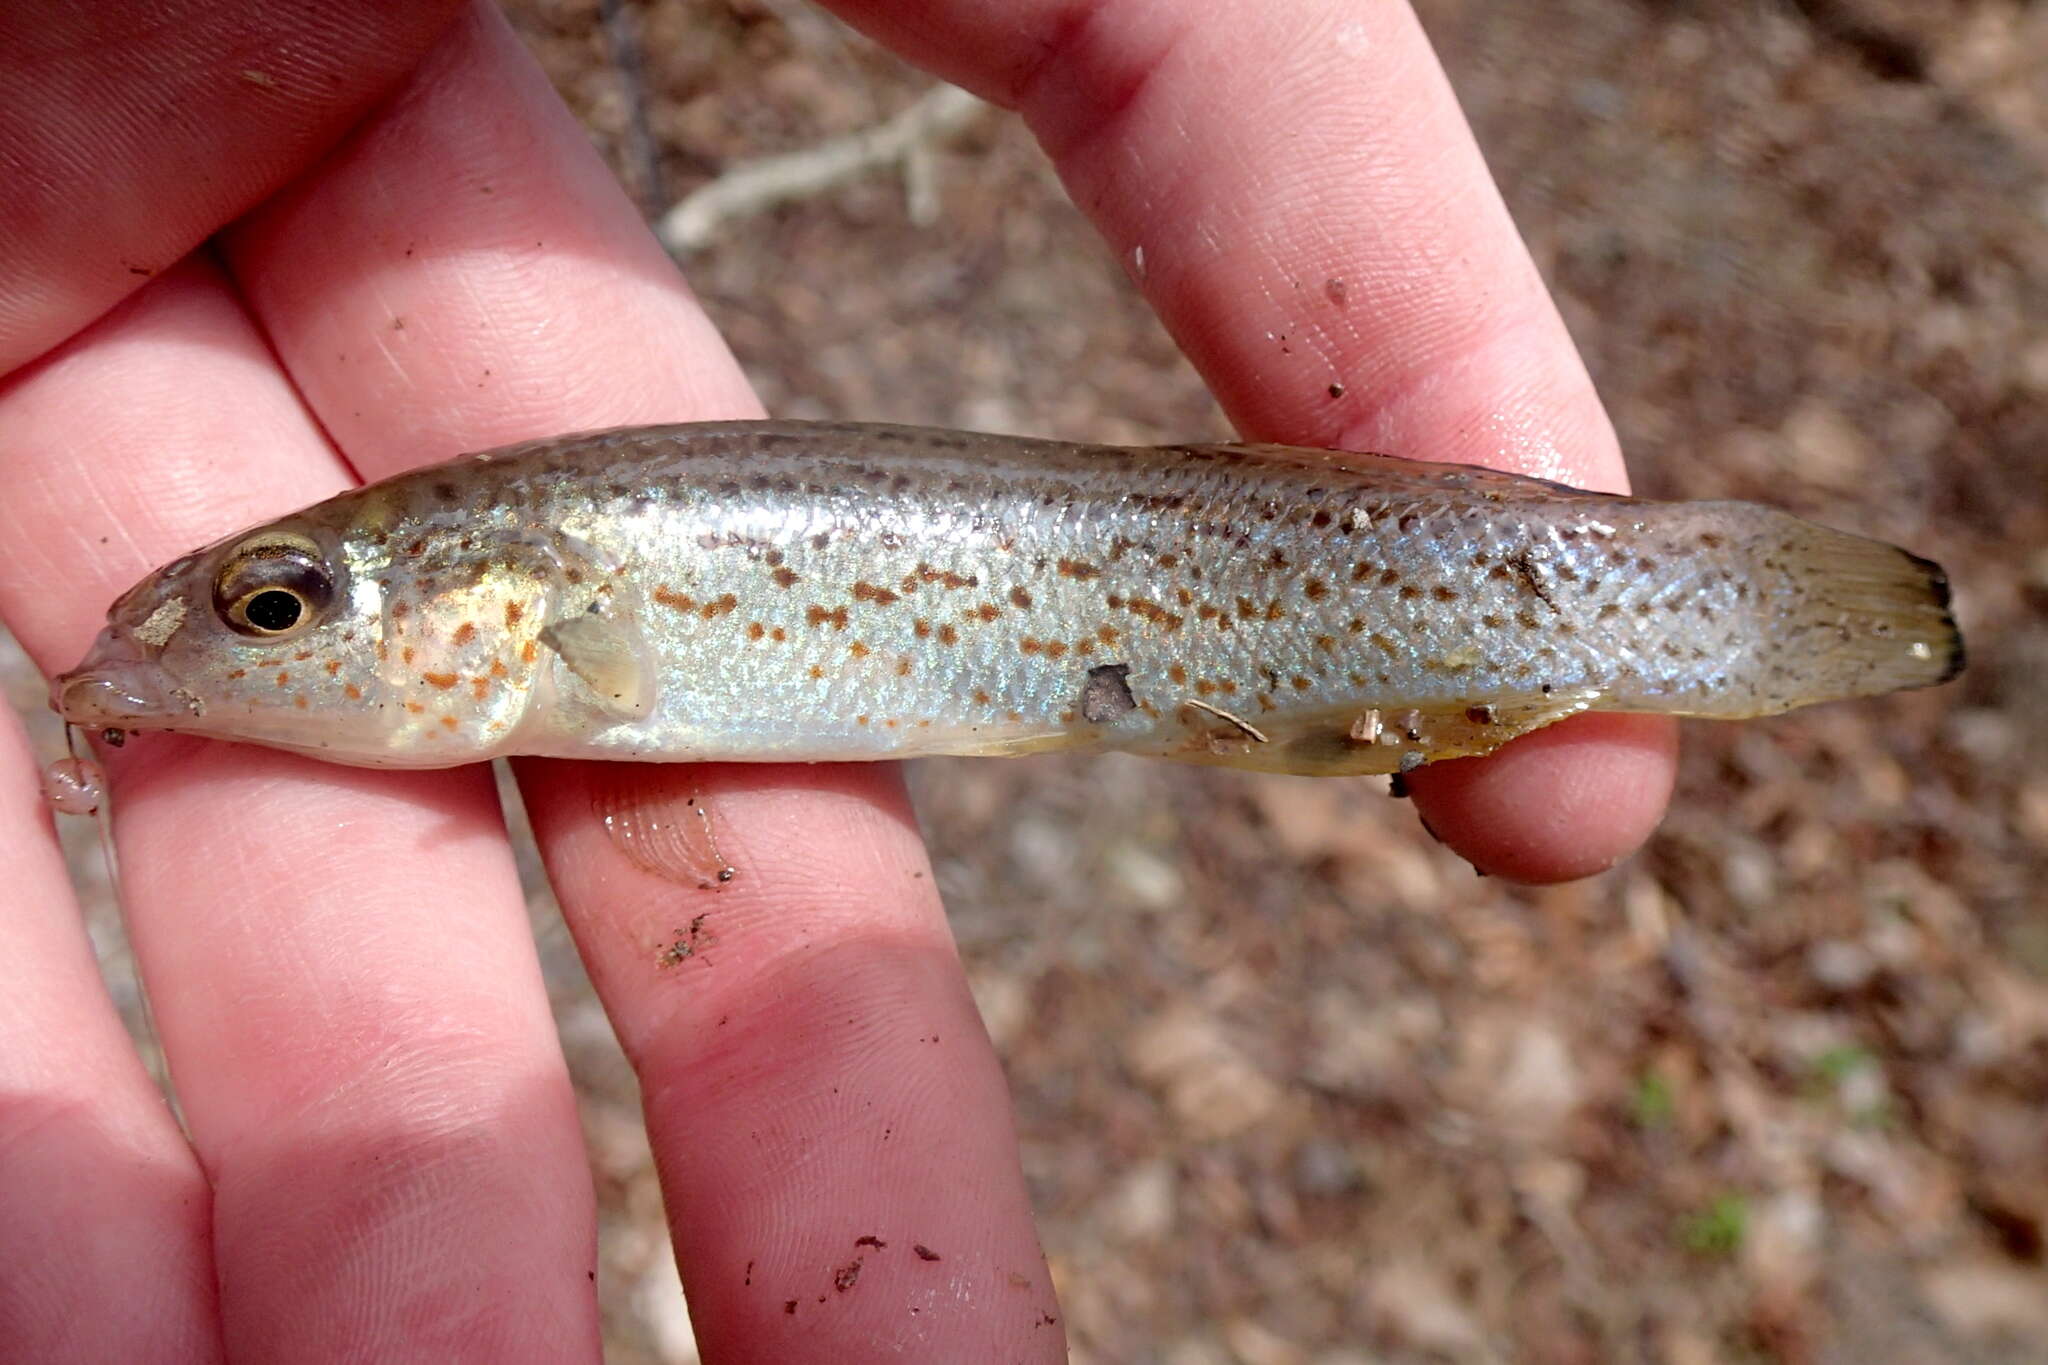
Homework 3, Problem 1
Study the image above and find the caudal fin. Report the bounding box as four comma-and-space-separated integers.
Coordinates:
1764, 519, 1964, 707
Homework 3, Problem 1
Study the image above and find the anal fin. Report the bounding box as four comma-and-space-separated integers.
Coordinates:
1146, 688, 1603, 776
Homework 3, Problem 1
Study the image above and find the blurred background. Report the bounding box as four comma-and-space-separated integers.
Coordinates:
7, 1, 2046, 1360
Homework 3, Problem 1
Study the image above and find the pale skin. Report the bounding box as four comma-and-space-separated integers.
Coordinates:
0, 2, 1676, 1360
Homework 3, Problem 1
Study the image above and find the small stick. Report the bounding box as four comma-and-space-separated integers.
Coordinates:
1183, 697, 1269, 744
598, 0, 665, 218
657, 84, 986, 254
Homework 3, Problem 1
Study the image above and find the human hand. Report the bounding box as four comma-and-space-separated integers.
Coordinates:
0, 2, 1674, 1361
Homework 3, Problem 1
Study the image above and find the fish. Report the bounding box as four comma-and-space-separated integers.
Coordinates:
50, 420, 1963, 776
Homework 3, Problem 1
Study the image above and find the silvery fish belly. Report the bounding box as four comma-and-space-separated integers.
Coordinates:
52, 421, 1963, 775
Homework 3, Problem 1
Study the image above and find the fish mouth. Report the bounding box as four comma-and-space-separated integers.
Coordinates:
50, 634, 202, 728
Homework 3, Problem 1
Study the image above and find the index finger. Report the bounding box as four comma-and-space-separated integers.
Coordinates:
822, 0, 1678, 879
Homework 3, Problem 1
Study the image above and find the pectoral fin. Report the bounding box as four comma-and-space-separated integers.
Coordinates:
539, 610, 655, 720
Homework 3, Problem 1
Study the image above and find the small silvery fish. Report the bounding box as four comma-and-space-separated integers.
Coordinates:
51, 421, 1962, 775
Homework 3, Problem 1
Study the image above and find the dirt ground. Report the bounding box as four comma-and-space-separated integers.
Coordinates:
8, 1, 2046, 1361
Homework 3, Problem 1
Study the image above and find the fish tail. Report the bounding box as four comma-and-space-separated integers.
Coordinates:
1671, 515, 1965, 719
1795, 525, 1963, 693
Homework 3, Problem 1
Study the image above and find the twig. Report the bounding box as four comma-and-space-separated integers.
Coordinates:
1183, 698, 1270, 744
598, 0, 665, 218
657, 84, 987, 255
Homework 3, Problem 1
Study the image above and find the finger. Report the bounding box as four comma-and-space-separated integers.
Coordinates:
0, 0, 466, 375
0, 262, 599, 1361
0, 712, 221, 1364
220, 5, 1062, 1358
818, 0, 1678, 879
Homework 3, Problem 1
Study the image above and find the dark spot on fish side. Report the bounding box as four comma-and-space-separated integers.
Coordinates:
1079, 663, 1137, 723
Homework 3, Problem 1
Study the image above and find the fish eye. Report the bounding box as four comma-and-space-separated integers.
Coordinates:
239, 589, 304, 633
213, 535, 334, 639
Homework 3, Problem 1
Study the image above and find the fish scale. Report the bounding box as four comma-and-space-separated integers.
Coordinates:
52, 421, 1962, 775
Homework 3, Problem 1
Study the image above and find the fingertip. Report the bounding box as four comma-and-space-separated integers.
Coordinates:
1406, 713, 1679, 884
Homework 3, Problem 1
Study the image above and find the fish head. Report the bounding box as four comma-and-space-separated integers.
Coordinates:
52, 500, 555, 766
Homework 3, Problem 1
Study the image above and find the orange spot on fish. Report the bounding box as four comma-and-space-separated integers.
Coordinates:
771, 567, 800, 589
853, 581, 899, 605
344, 683, 364, 700
915, 563, 976, 590
441, 715, 458, 730
505, 601, 524, 627
453, 621, 476, 646
471, 678, 489, 700
423, 672, 459, 689
275, 671, 290, 686
654, 585, 697, 612
1125, 598, 1184, 630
